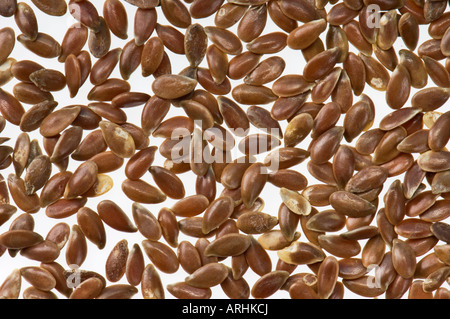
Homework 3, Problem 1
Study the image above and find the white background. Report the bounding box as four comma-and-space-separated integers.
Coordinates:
0, 0, 448, 299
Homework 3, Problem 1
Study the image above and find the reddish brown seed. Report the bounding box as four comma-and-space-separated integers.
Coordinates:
287, 19, 327, 50
428, 111, 450, 151
422, 55, 450, 88
0, 28, 15, 65
0, 88, 25, 126
105, 239, 129, 282
152, 74, 197, 100
279, 0, 320, 22
246, 32, 288, 54
69, 277, 103, 299
121, 179, 166, 204
141, 239, 179, 273
88, 78, 131, 102
65, 224, 87, 267
18, 32, 62, 59
268, 170, 308, 191
303, 48, 341, 82
342, 276, 384, 298
385, 64, 411, 110
103, 0, 128, 40
392, 239, 417, 278
251, 270, 289, 299
118, 41, 143, 81
76, 207, 106, 249
171, 195, 210, 218
330, 191, 377, 218
272, 75, 314, 98
20, 266, 56, 292
411, 87, 449, 112
309, 126, 345, 164
14, 2, 38, 41
149, 166, 185, 199
64, 161, 98, 199
90, 48, 122, 86
133, 7, 157, 46
96, 284, 138, 299
139, 264, 164, 299
97, 200, 137, 233
185, 263, 229, 289
155, 24, 185, 55
0, 230, 43, 249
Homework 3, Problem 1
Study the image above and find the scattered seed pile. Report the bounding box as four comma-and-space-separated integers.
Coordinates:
0, 0, 449, 300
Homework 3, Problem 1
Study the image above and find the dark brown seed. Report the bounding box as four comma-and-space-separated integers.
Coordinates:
125, 243, 145, 286
227, 51, 262, 80
124, 146, 157, 180
185, 263, 229, 288
0, 0, 17, 17
70, 128, 106, 162
119, 41, 143, 80
342, 276, 384, 298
